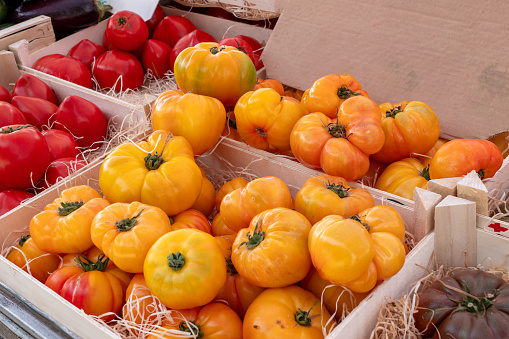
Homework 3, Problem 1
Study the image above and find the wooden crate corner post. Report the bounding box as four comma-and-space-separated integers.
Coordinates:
456, 170, 489, 216
412, 187, 442, 242
434, 195, 477, 269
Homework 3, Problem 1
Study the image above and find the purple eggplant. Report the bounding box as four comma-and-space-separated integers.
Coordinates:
9, 0, 111, 39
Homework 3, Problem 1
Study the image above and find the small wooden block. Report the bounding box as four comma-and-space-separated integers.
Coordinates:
427, 177, 462, 199
457, 170, 489, 216
412, 187, 443, 242
434, 195, 477, 269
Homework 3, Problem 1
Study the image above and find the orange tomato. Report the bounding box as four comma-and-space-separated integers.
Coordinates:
414, 138, 448, 165
232, 208, 312, 288
371, 101, 440, 163
234, 88, 308, 152
191, 174, 216, 217
171, 209, 212, 234
375, 158, 430, 200
253, 78, 284, 95
300, 73, 368, 119
215, 177, 248, 212
429, 139, 504, 179
211, 213, 236, 236
6, 235, 60, 283
151, 90, 227, 156
220, 176, 293, 232
294, 174, 375, 225
30, 185, 109, 254
243, 285, 334, 338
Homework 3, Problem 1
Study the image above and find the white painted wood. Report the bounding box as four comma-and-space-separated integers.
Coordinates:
457, 170, 489, 216
412, 187, 442, 242
434, 196, 477, 269
476, 214, 509, 239
476, 229, 509, 270
427, 177, 462, 200
0, 16, 54, 52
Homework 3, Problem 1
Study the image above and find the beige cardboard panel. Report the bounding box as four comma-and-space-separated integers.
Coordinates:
263, 0, 509, 139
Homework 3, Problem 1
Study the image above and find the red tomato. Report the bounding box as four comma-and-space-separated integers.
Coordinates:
36, 157, 88, 191
67, 39, 106, 70
41, 129, 80, 162
171, 209, 212, 234
0, 102, 26, 127
54, 95, 108, 149
142, 39, 172, 79
0, 125, 50, 190
106, 10, 149, 51
235, 35, 262, 55
146, 5, 166, 36
0, 85, 10, 103
218, 36, 255, 64
11, 74, 57, 105
0, 189, 34, 216
32, 54, 93, 89
92, 50, 145, 92
10, 96, 57, 130
169, 29, 217, 71
152, 15, 196, 48
102, 29, 119, 51
252, 53, 264, 70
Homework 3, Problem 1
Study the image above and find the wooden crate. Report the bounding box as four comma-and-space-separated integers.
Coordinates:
0, 16, 54, 53
0, 137, 438, 339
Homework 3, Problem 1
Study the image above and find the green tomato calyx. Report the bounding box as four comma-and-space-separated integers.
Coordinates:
337, 85, 360, 100
76, 253, 109, 272
167, 252, 185, 271
144, 152, 165, 170
385, 105, 403, 118
179, 321, 204, 339
325, 181, 351, 198
19, 235, 30, 247
238, 219, 265, 250
116, 209, 144, 232
58, 201, 85, 216
349, 214, 370, 233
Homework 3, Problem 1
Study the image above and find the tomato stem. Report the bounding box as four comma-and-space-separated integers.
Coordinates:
167, 252, 185, 271
116, 209, 144, 232
0, 124, 31, 134
385, 105, 403, 118
228, 118, 237, 130
449, 281, 497, 314
294, 305, 319, 327
337, 84, 360, 100
325, 181, 350, 198
420, 165, 431, 181
19, 235, 30, 247
75, 253, 109, 272
178, 321, 204, 339
255, 127, 268, 137
226, 257, 237, 275
326, 122, 348, 138
238, 220, 265, 250
210, 46, 226, 55
477, 169, 486, 180
144, 152, 165, 170
349, 214, 370, 232
58, 201, 84, 216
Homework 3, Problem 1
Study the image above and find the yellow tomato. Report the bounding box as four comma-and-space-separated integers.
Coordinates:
374, 158, 429, 200
99, 130, 202, 216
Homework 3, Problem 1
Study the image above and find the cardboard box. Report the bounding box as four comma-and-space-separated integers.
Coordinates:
0, 136, 437, 339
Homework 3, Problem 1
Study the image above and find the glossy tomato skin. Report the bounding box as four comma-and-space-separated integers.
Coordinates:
219, 36, 255, 64
67, 39, 106, 70
0, 125, 50, 191
234, 88, 308, 151
30, 185, 110, 253
55, 95, 108, 149
215, 177, 248, 212
0, 189, 34, 216
243, 285, 334, 338
145, 5, 166, 36
211, 213, 236, 236
45, 262, 124, 322
11, 74, 57, 105
171, 209, 212, 234
41, 129, 80, 162
295, 174, 375, 225
429, 139, 503, 180
232, 208, 312, 288
36, 157, 87, 191
143, 228, 227, 309
374, 158, 429, 200
93, 50, 145, 92
99, 130, 202, 216
0, 102, 26, 128
6, 235, 60, 283
141, 39, 172, 79
190, 173, 215, 217
169, 30, 217, 71
32, 54, 93, 89
152, 15, 196, 48
11, 96, 57, 130
253, 78, 284, 95
0, 85, 10, 103
235, 35, 262, 55
371, 101, 440, 163
106, 10, 149, 51
175, 42, 257, 107
151, 90, 226, 155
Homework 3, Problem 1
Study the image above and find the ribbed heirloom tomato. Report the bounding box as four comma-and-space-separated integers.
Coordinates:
290, 96, 385, 181
375, 158, 430, 200
308, 205, 406, 293
170, 209, 212, 234
99, 130, 202, 216
215, 177, 248, 212
371, 101, 440, 163
151, 90, 226, 156
253, 78, 285, 95
234, 88, 308, 151
174, 42, 257, 107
